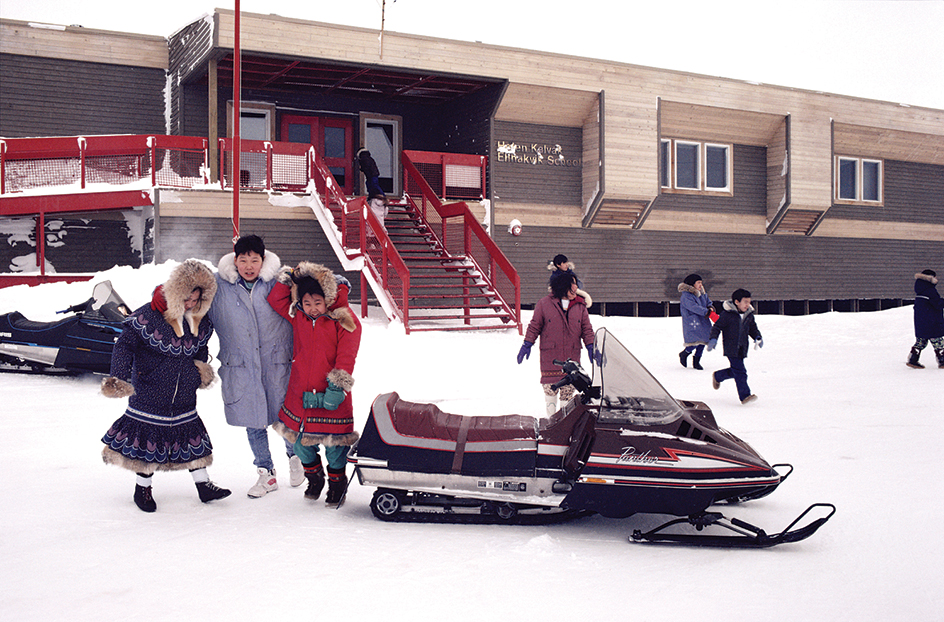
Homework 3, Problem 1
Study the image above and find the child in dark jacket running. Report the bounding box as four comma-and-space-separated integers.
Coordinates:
907, 269, 944, 369
708, 288, 763, 405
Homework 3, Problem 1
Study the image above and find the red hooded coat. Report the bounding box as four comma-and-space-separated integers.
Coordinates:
267, 262, 361, 447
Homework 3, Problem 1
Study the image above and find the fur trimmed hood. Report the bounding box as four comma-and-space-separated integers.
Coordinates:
916, 272, 939, 285
547, 259, 576, 273
162, 260, 217, 338
217, 250, 283, 284
722, 299, 755, 315
678, 282, 707, 296
284, 262, 356, 332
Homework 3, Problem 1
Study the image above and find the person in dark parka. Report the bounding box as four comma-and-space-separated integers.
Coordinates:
708, 288, 763, 405
907, 270, 944, 369
101, 260, 231, 512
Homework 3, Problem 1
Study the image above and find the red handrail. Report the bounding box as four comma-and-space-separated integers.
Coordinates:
0, 134, 208, 194
401, 152, 521, 333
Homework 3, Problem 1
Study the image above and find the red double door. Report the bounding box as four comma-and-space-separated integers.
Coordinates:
281, 115, 354, 195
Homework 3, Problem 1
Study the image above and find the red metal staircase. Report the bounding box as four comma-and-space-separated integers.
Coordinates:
308, 147, 521, 334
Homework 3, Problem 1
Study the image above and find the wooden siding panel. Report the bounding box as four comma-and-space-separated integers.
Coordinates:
826, 159, 944, 225
0, 19, 167, 70
497, 226, 944, 305
493, 121, 582, 206
0, 54, 166, 137
156, 216, 365, 301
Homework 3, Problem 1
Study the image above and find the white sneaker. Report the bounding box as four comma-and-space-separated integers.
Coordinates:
288, 455, 305, 488
247, 468, 278, 498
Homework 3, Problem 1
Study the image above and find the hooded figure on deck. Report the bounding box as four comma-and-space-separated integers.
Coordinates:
101, 259, 231, 513
267, 261, 362, 507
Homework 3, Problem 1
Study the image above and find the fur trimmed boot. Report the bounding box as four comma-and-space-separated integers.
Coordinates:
679, 350, 689, 368
325, 467, 347, 507
936, 347, 944, 369
304, 462, 325, 500
906, 346, 925, 369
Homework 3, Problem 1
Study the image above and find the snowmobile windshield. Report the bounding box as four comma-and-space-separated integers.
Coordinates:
89, 281, 130, 321
591, 328, 683, 426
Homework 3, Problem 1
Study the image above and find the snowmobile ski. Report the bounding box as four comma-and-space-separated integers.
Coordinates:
629, 503, 836, 548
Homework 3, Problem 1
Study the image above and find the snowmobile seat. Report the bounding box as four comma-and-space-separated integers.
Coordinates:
388, 396, 538, 443
362, 393, 539, 476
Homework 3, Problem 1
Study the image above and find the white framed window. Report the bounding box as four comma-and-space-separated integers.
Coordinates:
661, 139, 732, 194
835, 156, 883, 204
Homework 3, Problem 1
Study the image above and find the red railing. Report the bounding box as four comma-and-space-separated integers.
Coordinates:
402, 152, 521, 333
0, 134, 208, 195
218, 138, 312, 192
402, 150, 487, 200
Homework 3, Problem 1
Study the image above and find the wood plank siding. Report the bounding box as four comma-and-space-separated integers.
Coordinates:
498, 227, 943, 307
0, 54, 166, 137
0, 20, 167, 69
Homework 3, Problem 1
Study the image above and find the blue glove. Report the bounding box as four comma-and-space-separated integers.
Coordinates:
706, 338, 717, 351
754, 338, 764, 349
303, 391, 324, 409
586, 344, 595, 363
517, 341, 533, 364
322, 381, 347, 411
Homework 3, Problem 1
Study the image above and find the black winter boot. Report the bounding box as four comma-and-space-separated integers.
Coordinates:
692, 356, 703, 370
196, 480, 232, 503
303, 462, 325, 500
134, 484, 157, 513
325, 467, 347, 507
679, 350, 689, 368
935, 348, 944, 369
906, 346, 925, 369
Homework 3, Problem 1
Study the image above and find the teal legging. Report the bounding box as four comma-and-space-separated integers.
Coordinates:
292, 437, 349, 470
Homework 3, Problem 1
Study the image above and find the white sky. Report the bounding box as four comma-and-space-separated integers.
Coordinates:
2, 0, 943, 109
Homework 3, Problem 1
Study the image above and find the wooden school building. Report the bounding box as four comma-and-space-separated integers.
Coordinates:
1, 10, 942, 315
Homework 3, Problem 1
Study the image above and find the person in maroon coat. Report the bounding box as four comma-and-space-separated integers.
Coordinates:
267, 261, 361, 507
517, 271, 595, 416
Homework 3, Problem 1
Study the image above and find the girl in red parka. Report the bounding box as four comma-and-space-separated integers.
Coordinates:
517, 271, 594, 416
267, 262, 361, 507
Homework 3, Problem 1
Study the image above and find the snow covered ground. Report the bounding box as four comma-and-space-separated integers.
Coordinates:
1, 262, 941, 621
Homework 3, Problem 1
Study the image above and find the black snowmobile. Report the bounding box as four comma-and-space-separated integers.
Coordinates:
0, 281, 130, 374
348, 328, 835, 547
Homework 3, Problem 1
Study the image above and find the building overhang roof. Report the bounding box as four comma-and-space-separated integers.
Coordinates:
212, 53, 501, 105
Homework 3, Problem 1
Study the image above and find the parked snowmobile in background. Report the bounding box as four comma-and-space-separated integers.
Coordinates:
349, 328, 835, 547
0, 281, 129, 375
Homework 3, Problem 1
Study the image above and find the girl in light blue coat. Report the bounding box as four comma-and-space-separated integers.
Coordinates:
207, 235, 299, 498
678, 273, 714, 370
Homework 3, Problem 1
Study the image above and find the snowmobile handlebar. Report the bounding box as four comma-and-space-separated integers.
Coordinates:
57, 297, 94, 315
552, 359, 594, 395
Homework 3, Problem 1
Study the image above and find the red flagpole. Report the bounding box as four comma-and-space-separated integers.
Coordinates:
232, 0, 241, 245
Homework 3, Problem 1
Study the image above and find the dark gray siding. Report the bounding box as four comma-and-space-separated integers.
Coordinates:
0, 54, 166, 137
498, 227, 943, 306
167, 16, 214, 137
828, 159, 944, 224
0, 210, 151, 273
649, 145, 767, 215
155, 216, 365, 301
492, 121, 582, 206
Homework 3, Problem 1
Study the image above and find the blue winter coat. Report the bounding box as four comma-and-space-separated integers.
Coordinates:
914, 273, 944, 339
678, 282, 713, 346
110, 303, 213, 419
207, 251, 293, 428
710, 300, 762, 359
